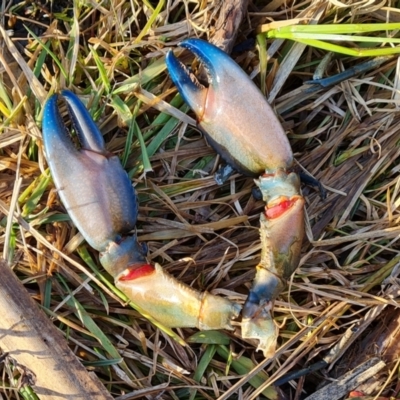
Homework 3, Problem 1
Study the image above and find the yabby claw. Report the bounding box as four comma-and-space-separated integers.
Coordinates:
166, 39, 293, 177
166, 39, 305, 357
42, 90, 146, 275
43, 90, 240, 332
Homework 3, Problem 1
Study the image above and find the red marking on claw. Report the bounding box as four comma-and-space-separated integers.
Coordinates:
119, 264, 155, 281
348, 391, 365, 398
266, 199, 295, 219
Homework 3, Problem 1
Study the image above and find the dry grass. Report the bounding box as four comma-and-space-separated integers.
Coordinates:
1, 0, 400, 399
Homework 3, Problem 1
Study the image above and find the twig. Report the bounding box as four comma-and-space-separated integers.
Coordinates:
303, 358, 386, 400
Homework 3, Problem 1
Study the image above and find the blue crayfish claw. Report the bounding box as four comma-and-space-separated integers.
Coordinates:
167, 39, 306, 358
42, 90, 139, 255
166, 38, 293, 177
43, 90, 240, 331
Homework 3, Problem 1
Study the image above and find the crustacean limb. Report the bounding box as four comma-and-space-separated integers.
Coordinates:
166, 39, 305, 357
42, 90, 240, 332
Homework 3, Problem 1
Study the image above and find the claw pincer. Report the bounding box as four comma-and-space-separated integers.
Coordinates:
166, 39, 305, 357
42, 91, 240, 332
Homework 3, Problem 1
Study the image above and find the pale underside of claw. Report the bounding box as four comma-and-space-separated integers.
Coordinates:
166, 38, 293, 176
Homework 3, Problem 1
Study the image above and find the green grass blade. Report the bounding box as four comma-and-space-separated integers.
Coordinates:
32, 40, 48, 79
143, 94, 184, 140
56, 274, 136, 381
82, 358, 123, 367
294, 38, 400, 57
19, 385, 39, 400
122, 118, 136, 168
184, 155, 215, 180
38, 213, 71, 224
114, 56, 167, 94
256, 33, 268, 96
266, 23, 400, 56
217, 346, 278, 399
270, 23, 400, 35
0, 98, 11, 118
19, 171, 52, 217
134, 120, 152, 173
275, 32, 400, 44
187, 330, 231, 345
43, 279, 52, 310
110, 95, 133, 125
117, 98, 137, 168
67, 297, 136, 380
193, 345, 217, 382
135, 0, 165, 43
23, 25, 68, 80
0, 79, 13, 112
0, 96, 27, 131
109, 96, 136, 166
189, 344, 217, 400
128, 100, 189, 178
90, 46, 111, 94
110, 96, 151, 172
